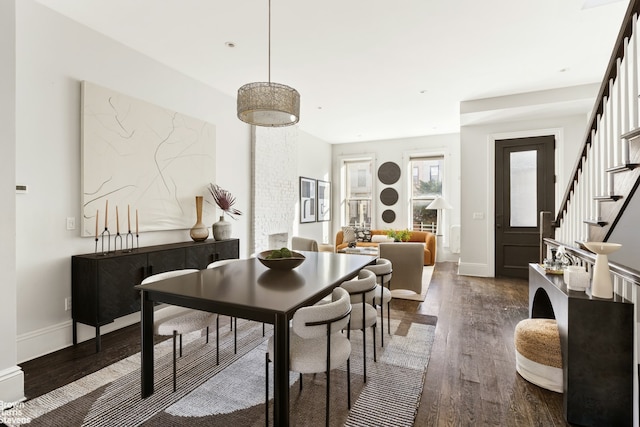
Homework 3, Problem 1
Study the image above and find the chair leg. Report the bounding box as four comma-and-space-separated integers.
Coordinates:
206, 326, 210, 343
265, 352, 269, 427
179, 333, 183, 358
172, 331, 177, 393
347, 357, 351, 409
373, 325, 377, 363
325, 369, 330, 427
387, 301, 391, 335
234, 317, 238, 354
380, 301, 385, 347
299, 373, 303, 391
216, 315, 220, 365
362, 328, 367, 383
262, 322, 265, 336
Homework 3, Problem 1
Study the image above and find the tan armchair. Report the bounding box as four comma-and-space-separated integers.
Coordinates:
379, 243, 425, 294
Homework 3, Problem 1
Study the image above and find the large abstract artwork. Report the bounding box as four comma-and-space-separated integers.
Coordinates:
81, 81, 216, 236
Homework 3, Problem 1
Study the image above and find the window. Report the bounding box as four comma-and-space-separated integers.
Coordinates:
344, 159, 373, 227
410, 156, 443, 232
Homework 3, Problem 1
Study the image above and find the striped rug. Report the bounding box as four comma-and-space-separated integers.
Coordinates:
9, 312, 436, 426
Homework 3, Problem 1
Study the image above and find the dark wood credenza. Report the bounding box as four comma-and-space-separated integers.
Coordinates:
529, 263, 633, 427
72, 239, 239, 351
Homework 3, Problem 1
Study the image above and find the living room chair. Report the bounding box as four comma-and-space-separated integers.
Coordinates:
364, 258, 393, 346
340, 268, 377, 382
379, 242, 424, 295
142, 268, 216, 392
266, 287, 352, 427
291, 236, 319, 251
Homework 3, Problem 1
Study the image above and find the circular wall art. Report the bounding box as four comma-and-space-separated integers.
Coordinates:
377, 162, 401, 185
380, 187, 399, 206
382, 209, 396, 223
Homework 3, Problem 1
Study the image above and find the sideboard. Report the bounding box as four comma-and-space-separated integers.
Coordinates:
72, 239, 239, 351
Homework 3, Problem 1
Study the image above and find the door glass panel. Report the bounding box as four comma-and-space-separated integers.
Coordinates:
510, 150, 537, 227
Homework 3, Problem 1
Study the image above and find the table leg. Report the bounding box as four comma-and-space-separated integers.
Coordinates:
140, 290, 154, 398
273, 313, 290, 426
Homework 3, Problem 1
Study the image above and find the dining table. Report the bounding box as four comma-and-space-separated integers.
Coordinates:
135, 250, 376, 426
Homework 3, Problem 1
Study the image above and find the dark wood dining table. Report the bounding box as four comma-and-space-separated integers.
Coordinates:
135, 250, 376, 426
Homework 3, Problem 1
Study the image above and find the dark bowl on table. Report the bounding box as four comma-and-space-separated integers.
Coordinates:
257, 250, 306, 270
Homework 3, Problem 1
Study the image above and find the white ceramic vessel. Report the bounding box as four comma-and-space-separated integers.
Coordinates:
583, 242, 622, 299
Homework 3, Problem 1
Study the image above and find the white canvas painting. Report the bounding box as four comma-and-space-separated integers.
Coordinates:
81, 81, 216, 237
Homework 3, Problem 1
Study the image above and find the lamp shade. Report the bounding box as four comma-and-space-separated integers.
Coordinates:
426, 196, 452, 210
237, 82, 300, 127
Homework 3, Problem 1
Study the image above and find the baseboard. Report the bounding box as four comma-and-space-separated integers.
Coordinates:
0, 366, 24, 405
457, 261, 491, 277
17, 311, 141, 363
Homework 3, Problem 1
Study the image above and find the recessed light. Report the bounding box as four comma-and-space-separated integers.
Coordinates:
225, 42, 236, 48
559, 68, 568, 73
317, 106, 323, 110
420, 90, 428, 94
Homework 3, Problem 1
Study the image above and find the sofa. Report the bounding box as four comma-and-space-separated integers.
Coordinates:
335, 228, 436, 266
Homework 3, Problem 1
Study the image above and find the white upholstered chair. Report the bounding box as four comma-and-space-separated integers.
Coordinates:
266, 287, 352, 427
142, 269, 216, 392
340, 268, 378, 382
364, 258, 393, 346
291, 236, 319, 252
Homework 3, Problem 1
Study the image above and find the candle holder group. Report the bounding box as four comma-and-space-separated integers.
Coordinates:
94, 200, 140, 255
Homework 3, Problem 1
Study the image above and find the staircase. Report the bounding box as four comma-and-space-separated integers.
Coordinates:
555, 0, 640, 246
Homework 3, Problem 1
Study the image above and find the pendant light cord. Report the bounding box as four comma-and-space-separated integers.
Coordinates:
268, 0, 271, 84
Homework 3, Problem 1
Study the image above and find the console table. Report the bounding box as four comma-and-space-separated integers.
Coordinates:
72, 239, 239, 351
528, 263, 633, 426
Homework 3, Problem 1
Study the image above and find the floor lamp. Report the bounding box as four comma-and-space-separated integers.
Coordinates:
426, 196, 452, 261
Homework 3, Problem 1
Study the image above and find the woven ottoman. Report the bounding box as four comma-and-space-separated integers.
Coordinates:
514, 318, 563, 393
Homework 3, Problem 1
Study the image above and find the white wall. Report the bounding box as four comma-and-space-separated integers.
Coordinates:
295, 132, 333, 244
0, 0, 24, 405
331, 134, 461, 251
459, 114, 588, 277
14, 0, 251, 362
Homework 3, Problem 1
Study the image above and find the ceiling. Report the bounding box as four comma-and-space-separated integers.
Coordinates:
36, 0, 630, 143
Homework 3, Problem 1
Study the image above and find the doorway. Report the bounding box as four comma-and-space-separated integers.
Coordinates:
495, 136, 555, 278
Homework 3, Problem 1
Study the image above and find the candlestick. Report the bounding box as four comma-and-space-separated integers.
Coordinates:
95, 209, 99, 239
127, 204, 131, 231
104, 200, 109, 229
116, 206, 120, 234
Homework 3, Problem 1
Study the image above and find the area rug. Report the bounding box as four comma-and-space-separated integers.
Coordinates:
390, 265, 435, 302
8, 312, 436, 427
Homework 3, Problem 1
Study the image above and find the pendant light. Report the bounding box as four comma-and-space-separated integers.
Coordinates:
237, 0, 300, 127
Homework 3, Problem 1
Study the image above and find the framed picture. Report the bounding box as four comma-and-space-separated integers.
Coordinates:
317, 180, 331, 222
300, 177, 316, 223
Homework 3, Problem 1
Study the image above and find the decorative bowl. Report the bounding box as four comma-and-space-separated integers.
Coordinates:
257, 250, 306, 270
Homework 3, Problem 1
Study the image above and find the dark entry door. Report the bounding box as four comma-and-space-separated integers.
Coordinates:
495, 136, 555, 278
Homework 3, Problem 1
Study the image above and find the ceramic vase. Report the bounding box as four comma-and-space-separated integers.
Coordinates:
189, 196, 209, 242
213, 215, 232, 241
583, 242, 622, 299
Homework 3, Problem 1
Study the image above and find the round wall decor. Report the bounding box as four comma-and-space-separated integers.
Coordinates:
380, 187, 399, 206
377, 162, 401, 185
382, 209, 396, 223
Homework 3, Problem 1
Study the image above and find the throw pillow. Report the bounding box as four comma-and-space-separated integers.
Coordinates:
342, 226, 357, 243
371, 234, 394, 243
354, 227, 372, 242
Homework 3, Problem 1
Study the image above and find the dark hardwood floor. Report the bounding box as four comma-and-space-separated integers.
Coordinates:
18, 261, 568, 426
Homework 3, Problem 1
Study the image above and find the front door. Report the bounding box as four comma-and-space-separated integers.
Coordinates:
495, 136, 555, 278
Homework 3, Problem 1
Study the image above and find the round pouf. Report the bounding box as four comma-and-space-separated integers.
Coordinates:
514, 318, 563, 393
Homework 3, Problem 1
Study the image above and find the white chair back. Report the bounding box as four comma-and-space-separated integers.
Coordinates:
207, 259, 240, 269
141, 269, 199, 285
341, 269, 376, 305
292, 287, 351, 339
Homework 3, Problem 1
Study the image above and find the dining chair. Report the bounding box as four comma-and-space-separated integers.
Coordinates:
265, 287, 352, 427
142, 268, 216, 392
364, 258, 393, 346
340, 268, 377, 383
